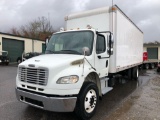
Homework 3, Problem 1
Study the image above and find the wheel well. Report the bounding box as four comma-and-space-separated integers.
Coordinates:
84, 72, 102, 97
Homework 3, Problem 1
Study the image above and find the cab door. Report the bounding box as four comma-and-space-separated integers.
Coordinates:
94, 34, 109, 78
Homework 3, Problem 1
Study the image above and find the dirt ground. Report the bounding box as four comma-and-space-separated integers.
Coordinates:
105, 76, 160, 120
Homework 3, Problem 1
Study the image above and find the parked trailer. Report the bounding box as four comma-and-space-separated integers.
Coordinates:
142, 51, 158, 69
15, 5, 143, 120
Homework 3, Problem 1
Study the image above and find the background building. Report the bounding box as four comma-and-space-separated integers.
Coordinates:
143, 42, 160, 61
0, 32, 45, 63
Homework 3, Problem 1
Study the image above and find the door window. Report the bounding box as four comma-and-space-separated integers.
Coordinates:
96, 35, 106, 54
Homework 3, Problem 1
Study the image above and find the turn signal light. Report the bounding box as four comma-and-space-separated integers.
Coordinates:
112, 7, 117, 11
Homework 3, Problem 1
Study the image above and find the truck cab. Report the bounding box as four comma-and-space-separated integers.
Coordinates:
16, 28, 113, 120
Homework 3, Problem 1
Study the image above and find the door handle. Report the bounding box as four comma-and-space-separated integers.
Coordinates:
106, 60, 108, 67
97, 55, 101, 59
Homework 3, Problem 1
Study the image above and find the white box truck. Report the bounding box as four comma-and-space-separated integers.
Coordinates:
16, 5, 143, 120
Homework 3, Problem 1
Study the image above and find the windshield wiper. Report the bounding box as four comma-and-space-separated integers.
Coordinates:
59, 50, 82, 55
45, 49, 82, 55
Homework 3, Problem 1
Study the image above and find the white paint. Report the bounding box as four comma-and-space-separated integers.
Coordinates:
109, 8, 143, 73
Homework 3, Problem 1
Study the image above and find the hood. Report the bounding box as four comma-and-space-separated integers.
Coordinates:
19, 54, 84, 68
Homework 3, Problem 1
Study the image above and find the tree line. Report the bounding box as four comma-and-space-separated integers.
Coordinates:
9, 16, 55, 40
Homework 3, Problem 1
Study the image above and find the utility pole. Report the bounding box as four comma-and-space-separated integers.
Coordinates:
112, 0, 114, 33
48, 12, 51, 31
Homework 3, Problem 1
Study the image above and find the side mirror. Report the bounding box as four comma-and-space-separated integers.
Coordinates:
82, 47, 90, 56
45, 36, 51, 48
45, 38, 49, 46
107, 48, 113, 55
108, 33, 114, 55
110, 34, 114, 48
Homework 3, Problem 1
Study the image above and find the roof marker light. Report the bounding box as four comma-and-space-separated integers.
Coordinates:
112, 7, 117, 11
86, 25, 92, 29
60, 27, 64, 31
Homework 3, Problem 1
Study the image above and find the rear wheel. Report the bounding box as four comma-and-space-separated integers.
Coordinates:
144, 64, 149, 69
74, 82, 99, 120
132, 66, 139, 80
127, 68, 132, 80
150, 63, 155, 69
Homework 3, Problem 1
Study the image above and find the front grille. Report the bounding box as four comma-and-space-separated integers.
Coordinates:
18, 67, 48, 86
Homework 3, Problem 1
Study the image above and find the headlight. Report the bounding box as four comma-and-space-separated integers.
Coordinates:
56, 75, 79, 84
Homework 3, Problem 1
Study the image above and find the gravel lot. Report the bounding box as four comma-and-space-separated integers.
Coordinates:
105, 71, 160, 120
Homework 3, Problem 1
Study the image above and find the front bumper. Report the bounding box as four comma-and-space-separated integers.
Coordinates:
15, 88, 77, 112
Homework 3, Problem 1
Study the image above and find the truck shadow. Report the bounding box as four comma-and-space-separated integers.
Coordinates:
24, 106, 78, 120
93, 78, 138, 120
0, 63, 18, 67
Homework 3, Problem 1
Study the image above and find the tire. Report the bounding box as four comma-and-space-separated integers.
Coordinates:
139, 65, 143, 71
127, 68, 132, 80
132, 66, 139, 80
74, 82, 99, 120
5, 62, 9, 65
150, 63, 155, 69
145, 64, 149, 69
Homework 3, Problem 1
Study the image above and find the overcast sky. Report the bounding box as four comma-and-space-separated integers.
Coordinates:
0, 0, 160, 42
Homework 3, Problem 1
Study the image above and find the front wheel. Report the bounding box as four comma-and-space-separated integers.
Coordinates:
74, 82, 99, 120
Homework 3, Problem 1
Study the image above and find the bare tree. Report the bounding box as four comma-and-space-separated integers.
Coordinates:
9, 16, 55, 40
10, 27, 20, 36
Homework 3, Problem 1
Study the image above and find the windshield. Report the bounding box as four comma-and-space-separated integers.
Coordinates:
45, 31, 93, 55
23, 53, 30, 58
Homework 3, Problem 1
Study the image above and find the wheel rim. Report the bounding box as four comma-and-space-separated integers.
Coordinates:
146, 64, 149, 69
137, 68, 139, 78
84, 89, 97, 113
